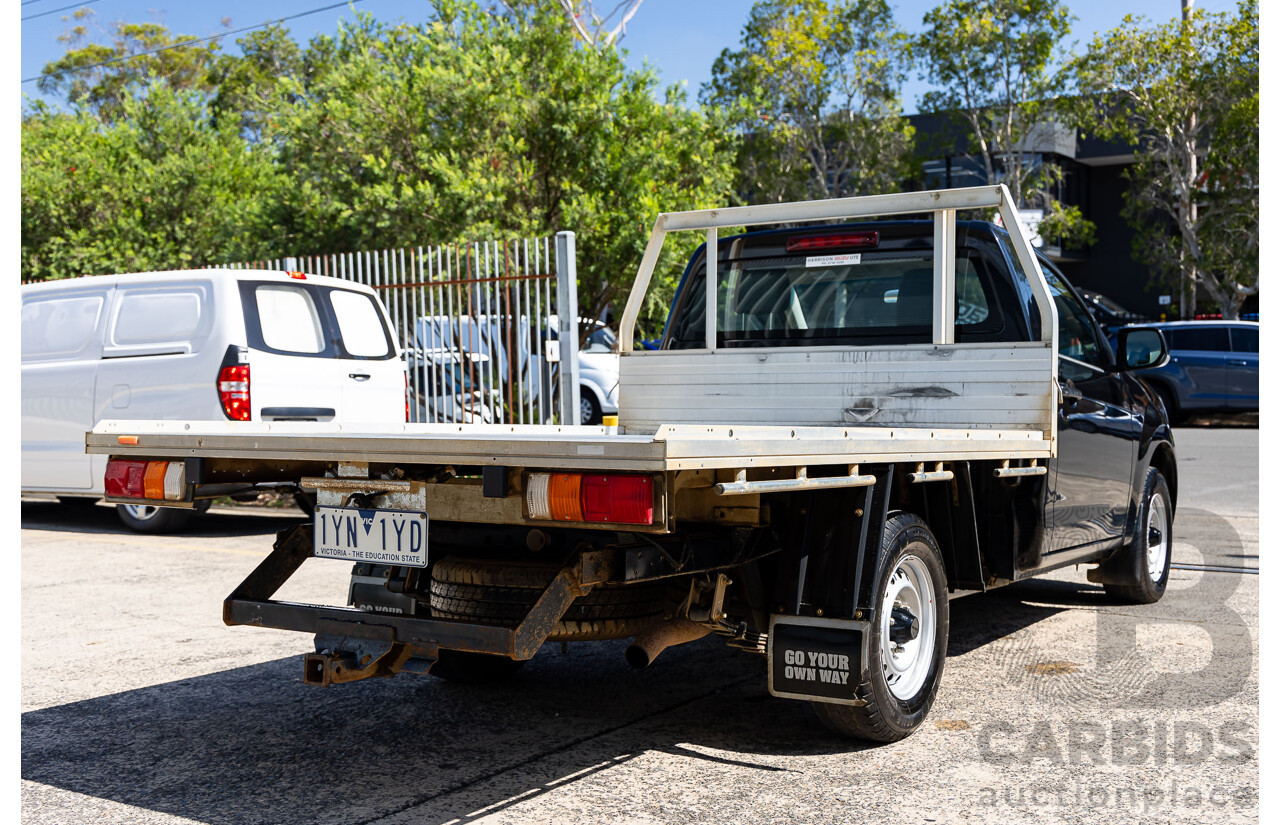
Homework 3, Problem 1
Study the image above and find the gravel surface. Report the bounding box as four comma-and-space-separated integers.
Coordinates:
21, 427, 1258, 824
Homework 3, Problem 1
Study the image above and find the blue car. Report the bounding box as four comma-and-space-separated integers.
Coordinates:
1118, 320, 1259, 422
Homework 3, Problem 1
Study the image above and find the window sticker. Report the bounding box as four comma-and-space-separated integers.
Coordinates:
805, 253, 861, 268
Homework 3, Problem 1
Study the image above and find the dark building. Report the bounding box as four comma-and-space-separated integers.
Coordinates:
907, 113, 1255, 320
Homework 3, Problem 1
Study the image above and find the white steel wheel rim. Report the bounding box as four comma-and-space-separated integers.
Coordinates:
123, 504, 159, 521
1147, 495, 1169, 583
879, 554, 937, 701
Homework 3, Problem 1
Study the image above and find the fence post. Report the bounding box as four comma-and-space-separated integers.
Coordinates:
554, 231, 581, 426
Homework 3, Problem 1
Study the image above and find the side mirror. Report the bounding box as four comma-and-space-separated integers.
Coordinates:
1115, 327, 1169, 371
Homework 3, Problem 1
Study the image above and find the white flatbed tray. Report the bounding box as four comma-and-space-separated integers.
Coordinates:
88, 420, 1051, 473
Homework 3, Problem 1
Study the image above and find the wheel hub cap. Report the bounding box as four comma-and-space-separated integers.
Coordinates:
879, 554, 937, 701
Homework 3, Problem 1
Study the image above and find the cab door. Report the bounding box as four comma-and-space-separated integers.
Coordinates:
1042, 266, 1139, 552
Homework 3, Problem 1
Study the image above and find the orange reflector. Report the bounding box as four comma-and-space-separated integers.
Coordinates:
547, 474, 583, 521
118, 435, 139, 445
143, 461, 169, 500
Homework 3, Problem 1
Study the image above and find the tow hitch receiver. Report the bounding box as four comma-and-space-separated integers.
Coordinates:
767, 615, 870, 705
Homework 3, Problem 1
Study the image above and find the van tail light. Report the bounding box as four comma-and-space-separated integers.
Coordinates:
105, 459, 186, 500
526, 472, 654, 525
219, 364, 251, 421
404, 370, 410, 423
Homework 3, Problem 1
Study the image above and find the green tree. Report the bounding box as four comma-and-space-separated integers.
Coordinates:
36, 11, 226, 122
1073, 0, 1257, 318
703, 0, 915, 203
21, 85, 285, 280
917, 0, 1092, 246
267, 4, 736, 337
209, 25, 305, 140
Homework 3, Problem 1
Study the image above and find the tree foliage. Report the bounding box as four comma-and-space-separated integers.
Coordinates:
703, 0, 915, 203
21, 86, 286, 280
36, 10, 226, 123
22, 2, 736, 339
916, 0, 1092, 246
1073, 0, 1257, 318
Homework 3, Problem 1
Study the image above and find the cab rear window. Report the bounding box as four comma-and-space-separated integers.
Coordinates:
239, 282, 396, 360
665, 251, 999, 348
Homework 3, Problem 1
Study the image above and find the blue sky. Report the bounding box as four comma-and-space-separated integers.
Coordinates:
19, 0, 1243, 113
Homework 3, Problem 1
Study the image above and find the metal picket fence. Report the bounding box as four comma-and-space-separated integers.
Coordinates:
220, 233, 581, 426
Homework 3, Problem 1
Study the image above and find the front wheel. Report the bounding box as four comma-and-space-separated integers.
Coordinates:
813, 513, 949, 742
1102, 469, 1173, 604
115, 504, 193, 534
579, 389, 602, 425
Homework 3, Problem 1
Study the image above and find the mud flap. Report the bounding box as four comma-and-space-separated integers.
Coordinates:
767, 615, 870, 706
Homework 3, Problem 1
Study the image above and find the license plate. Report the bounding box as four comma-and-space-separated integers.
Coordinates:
313, 506, 428, 567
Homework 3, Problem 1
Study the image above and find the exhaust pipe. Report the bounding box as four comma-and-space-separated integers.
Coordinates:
625, 619, 711, 668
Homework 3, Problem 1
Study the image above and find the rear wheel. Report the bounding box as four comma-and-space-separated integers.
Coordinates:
812, 513, 949, 743
115, 504, 193, 534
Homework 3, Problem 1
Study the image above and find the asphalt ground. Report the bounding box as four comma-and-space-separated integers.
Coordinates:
21, 427, 1258, 825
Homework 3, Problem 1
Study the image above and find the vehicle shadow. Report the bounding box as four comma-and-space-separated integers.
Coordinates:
20, 498, 304, 539
22, 585, 1080, 825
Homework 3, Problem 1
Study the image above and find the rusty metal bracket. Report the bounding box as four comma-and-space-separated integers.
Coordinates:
224, 522, 596, 678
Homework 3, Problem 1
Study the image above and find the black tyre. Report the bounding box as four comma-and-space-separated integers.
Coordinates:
115, 504, 193, 534
580, 389, 602, 425
812, 513, 949, 743
1102, 469, 1173, 604
429, 649, 525, 684
429, 556, 663, 641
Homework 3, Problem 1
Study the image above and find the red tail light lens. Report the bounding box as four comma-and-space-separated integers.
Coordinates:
786, 231, 879, 252
219, 364, 251, 421
527, 472, 654, 525
581, 475, 654, 524
404, 370, 410, 423
104, 459, 187, 500
104, 460, 148, 498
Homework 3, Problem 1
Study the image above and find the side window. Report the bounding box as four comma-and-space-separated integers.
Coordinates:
1169, 326, 1230, 352
329, 289, 393, 358
109, 286, 206, 350
1230, 326, 1259, 353
21, 292, 106, 360
1041, 265, 1105, 371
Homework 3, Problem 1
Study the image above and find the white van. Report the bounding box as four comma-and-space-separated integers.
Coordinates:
21, 269, 406, 531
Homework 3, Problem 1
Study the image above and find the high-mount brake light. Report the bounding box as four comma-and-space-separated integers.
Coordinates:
526, 472, 654, 525
786, 231, 880, 253
218, 364, 251, 421
104, 459, 186, 501
286, 271, 307, 280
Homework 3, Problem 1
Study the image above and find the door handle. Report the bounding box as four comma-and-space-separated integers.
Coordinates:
349, 373, 371, 381
1228, 359, 1249, 366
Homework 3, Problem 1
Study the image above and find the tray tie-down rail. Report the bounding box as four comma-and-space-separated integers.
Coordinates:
223, 523, 613, 686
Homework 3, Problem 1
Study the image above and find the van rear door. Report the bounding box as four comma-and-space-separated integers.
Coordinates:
238, 280, 402, 423
327, 286, 405, 423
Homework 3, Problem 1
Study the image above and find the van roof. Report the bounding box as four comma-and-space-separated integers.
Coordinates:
21, 269, 378, 295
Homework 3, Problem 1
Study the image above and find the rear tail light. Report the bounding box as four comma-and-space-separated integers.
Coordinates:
105, 459, 186, 501
786, 231, 879, 252
526, 472, 654, 525
219, 364, 251, 421
404, 370, 410, 423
